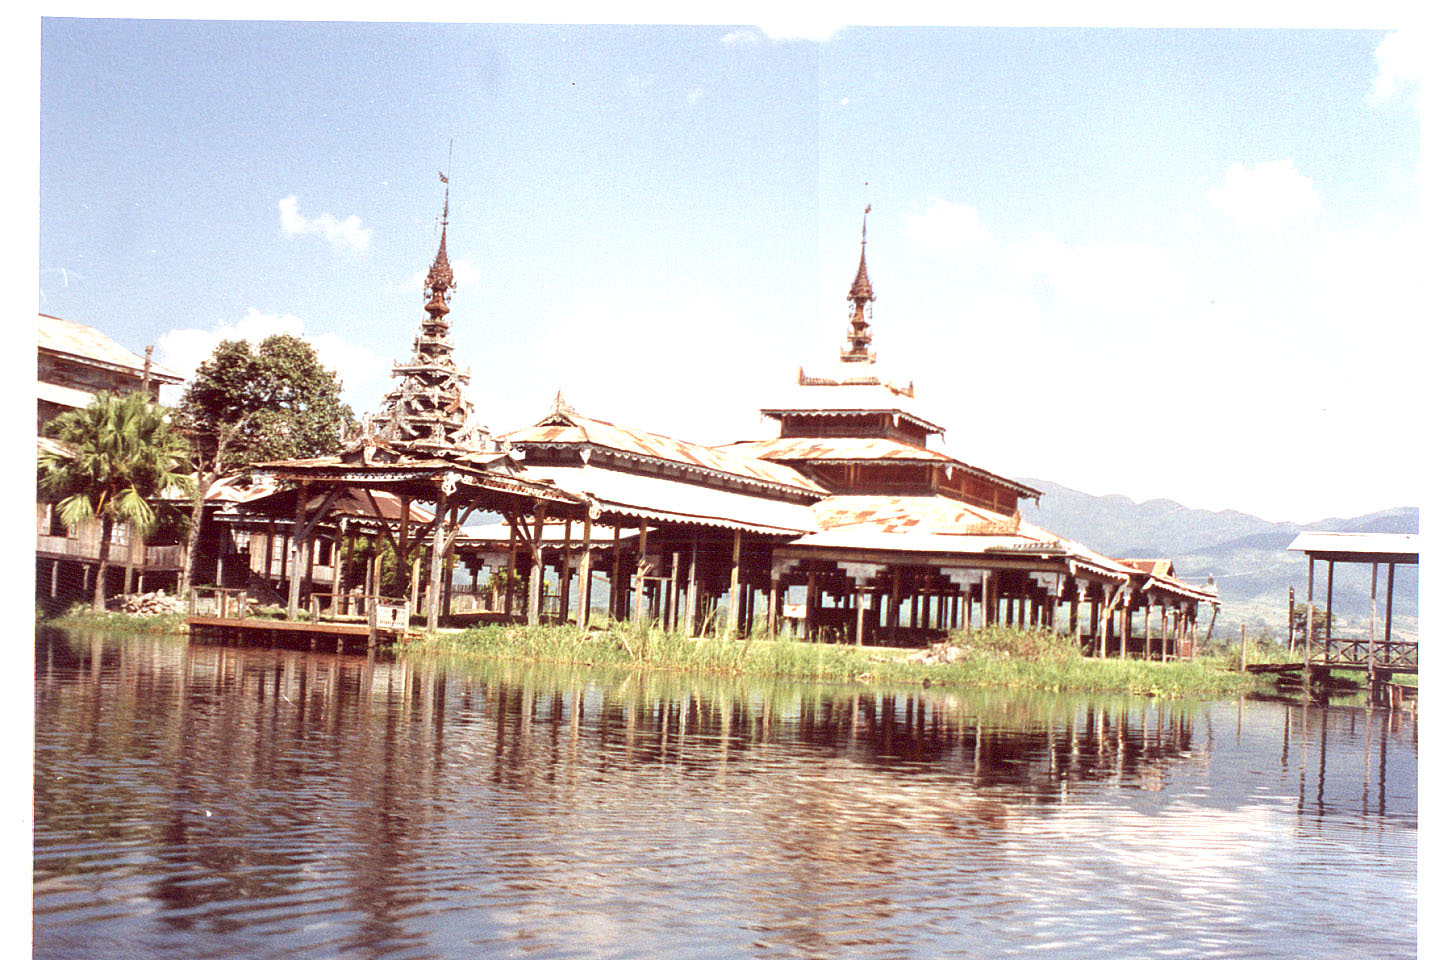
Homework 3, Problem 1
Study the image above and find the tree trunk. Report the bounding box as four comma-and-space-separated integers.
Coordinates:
93, 514, 114, 611
178, 473, 215, 598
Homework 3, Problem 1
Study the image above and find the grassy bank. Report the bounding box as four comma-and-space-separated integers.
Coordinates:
40, 605, 189, 635
405, 623, 1264, 698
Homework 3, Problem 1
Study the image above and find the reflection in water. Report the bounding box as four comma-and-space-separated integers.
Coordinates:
34, 629, 1417, 960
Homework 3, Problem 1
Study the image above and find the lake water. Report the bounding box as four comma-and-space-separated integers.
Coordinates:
34, 629, 1417, 959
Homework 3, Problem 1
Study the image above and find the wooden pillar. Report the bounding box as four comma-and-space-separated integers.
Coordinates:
855, 586, 866, 647
578, 514, 594, 629
767, 575, 779, 640
1367, 561, 1378, 687
1069, 583, 1080, 636
527, 502, 546, 626
610, 525, 623, 620
1304, 555, 1315, 685
631, 520, 649, 624
1384, 562, 1395, 645
726, 530, 741, 640
1325, 559, 1335, 657
889, 568, 901, 644
505, 517, 518, 617
559, 519, 572, 623
1144, 603, 1152, 661
685, 532, 699, 635
410, 554, 421, 616
668, 550, 681, 632
425, 486, 448, 632
338, 521, 353, 615
805, 572, 818, 642
286, 481, 309, 620
981, 571, 991, 629
1088, 592, 1100, 653
265, 518, 276, 581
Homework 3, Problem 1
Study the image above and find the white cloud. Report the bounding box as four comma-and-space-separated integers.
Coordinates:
277, 195, 372, 252
687, 87, 706, 105
720, 30, 760, 45
1370, 30, 1423, 103
755, 20, 842, 42
154, 308, 389, 413
903, 199, 992, 259
1207, 160, 1321, 233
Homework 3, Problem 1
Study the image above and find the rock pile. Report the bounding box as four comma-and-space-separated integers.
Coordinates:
906, 641, 978, 665
111, 591, 188, 616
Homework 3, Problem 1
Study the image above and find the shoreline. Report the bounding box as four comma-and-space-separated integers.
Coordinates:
38, 610, 1269, 699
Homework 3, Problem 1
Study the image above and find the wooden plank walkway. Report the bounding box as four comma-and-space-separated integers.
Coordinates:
187, 614, 379, 637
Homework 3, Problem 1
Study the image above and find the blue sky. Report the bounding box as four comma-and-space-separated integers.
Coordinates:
37, 19, 1428, 523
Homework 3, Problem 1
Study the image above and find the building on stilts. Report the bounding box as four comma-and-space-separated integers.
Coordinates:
237, 185, 1216, 657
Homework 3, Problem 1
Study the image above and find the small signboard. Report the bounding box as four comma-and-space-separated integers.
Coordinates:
782, 603, 806, 620
374, 603, 409, 629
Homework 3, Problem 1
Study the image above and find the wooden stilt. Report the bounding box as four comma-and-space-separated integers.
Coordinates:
726, 530, 741, 640
504, 517, 518, 617
578, 513, 594, 628
767, 575, 779, 640
631, 520, 648, 624
527, 502, 546, 626
685, 532, 699, 635
560, 519, 572, 623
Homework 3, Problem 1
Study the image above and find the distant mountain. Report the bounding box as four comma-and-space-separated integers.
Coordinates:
1019, 479, 1419, 639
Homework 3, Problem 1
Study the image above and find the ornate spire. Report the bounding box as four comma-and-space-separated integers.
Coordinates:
347, 166, 494, 461
841, 204, 875, 363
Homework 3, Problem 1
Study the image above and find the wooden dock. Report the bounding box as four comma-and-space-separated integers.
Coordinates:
187, 587, 414, 652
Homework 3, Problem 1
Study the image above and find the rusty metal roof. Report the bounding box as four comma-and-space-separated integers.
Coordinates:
38, 314, 183, 382
502, 404, 826, 495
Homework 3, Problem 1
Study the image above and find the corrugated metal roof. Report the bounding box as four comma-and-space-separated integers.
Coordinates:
724, 436, 1043, 499
503, 408, 826, 495
38, 314, 183, 382
458, 521, 634, 545
1287, 532, 1420, 561
760, 382, 945, 435
519, 463, 819, 536
725, 436, 955, 463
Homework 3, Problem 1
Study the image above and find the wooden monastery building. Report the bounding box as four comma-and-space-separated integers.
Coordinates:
36, 313, 186, 601
241, 193, 1217, 658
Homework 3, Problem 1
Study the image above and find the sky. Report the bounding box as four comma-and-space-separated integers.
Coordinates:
35, 17, 1432, 524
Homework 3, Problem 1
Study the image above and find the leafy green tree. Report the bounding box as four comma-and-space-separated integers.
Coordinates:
175, 334, 356, 594
40, 392, 196, 610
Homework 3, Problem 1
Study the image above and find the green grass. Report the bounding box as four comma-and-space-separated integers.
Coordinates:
403, 623, 1263, 698
41, 604, 189, 635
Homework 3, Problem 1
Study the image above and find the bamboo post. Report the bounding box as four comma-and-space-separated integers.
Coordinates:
1240, 623, 1247, 672
1287, 586, 1296, 653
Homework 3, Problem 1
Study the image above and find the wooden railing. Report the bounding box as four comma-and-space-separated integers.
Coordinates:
1311, 637, 1419, 670
37, 534, 182, 570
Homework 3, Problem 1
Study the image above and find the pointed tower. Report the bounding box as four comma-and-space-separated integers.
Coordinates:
365, 176, 491, 457
840, 205, 875, 364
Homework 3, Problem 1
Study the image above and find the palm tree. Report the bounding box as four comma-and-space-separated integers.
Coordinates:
39, 392, 196, 611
